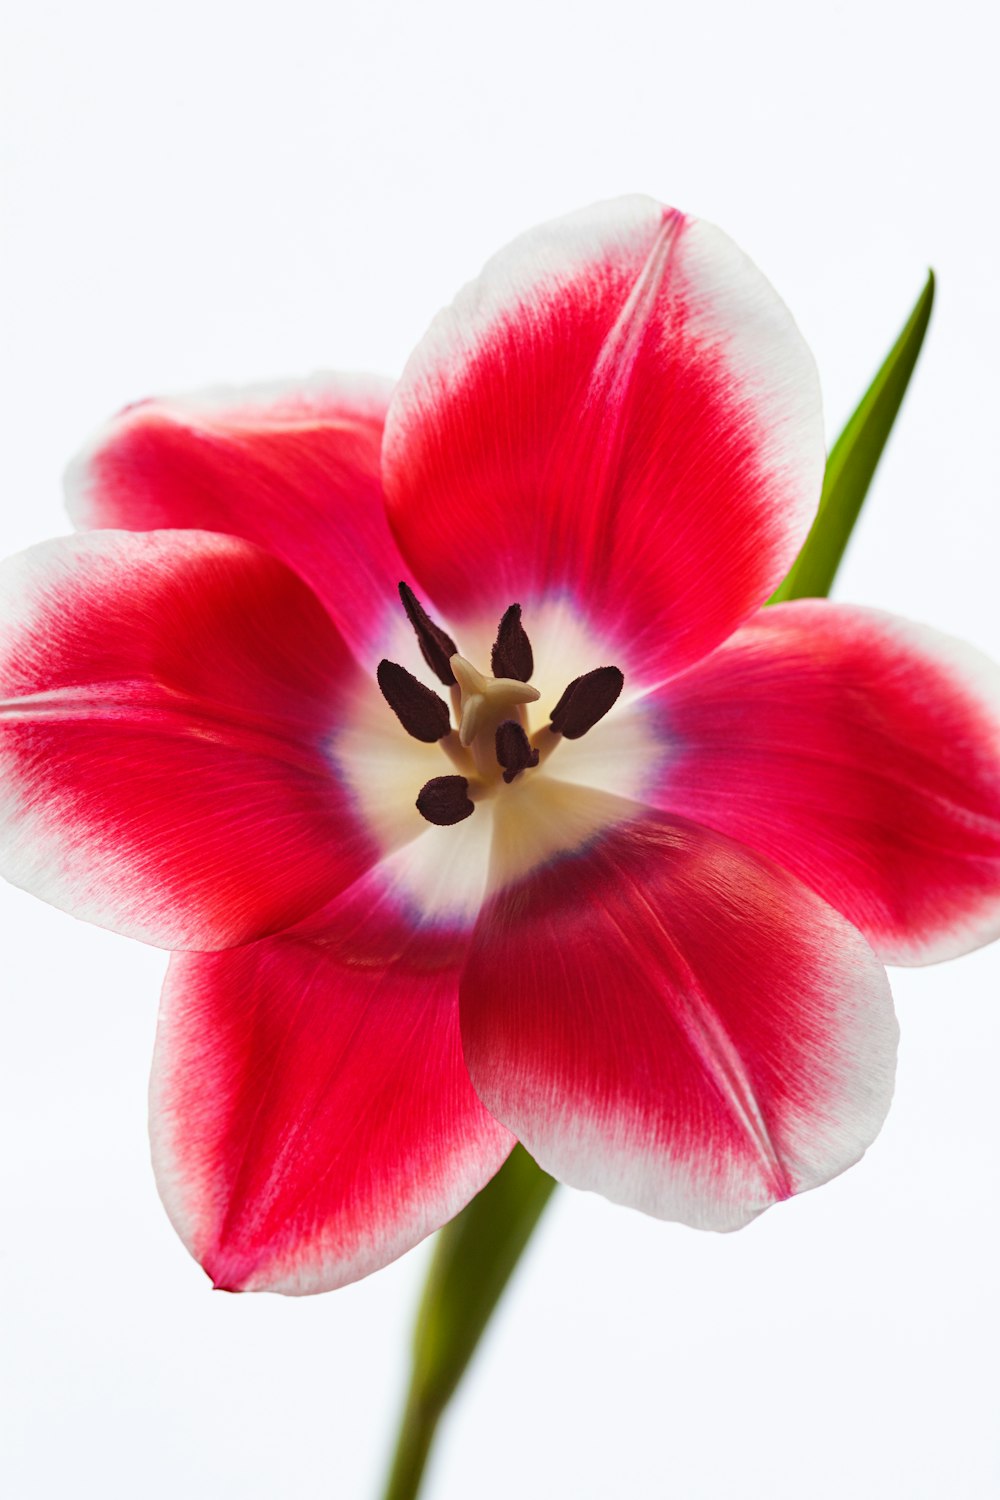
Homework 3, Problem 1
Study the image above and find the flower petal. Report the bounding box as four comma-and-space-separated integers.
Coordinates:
460, 804, 896, 1231
65, 373, 407, 663
383, 196, 823, 686
0, 530, 377, 948
648, 601, 1000, 964
151, 877, 513, 1294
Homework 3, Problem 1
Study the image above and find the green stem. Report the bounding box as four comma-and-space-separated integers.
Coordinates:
379, 1146, 556, 1500
381, 1395, 439, 1500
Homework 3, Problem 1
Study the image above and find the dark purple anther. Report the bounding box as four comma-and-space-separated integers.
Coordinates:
491, 603, 534, 683
549, 665, 624, 739
398, 582, 458, 686
416, 775, 475, 825
495, 720, 540, 783
377, 660, 451, 742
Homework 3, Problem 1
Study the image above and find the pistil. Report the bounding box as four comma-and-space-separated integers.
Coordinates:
449, 653, 541, 777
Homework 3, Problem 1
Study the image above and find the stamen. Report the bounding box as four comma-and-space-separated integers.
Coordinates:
377, 660, 451, 742
398, 582, 458, 686
491, 603, 534, 682
549, 665, 624, 739
416, 775, 475, 825
495, 720, 540, 783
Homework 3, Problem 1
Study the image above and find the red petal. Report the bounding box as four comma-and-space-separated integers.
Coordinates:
649, 601, 1000, 964
384, 196, 823, 686
66, 374, 407, 664
0, 530, 377, 948
461, 805, 895, 1230
152, 878, 513, 1294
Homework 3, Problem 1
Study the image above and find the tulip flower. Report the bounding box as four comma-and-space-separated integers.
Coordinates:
2, 197, 998, 1296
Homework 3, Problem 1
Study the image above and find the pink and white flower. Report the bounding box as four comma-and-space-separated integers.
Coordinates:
2, 197, 999, 1294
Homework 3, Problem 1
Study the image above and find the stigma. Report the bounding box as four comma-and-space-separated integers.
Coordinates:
376, 584, 624, 826
449, 654, 540, 748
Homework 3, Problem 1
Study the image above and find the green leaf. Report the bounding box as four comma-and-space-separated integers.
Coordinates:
770, 269, 934, 604
381, 1146, 555, 1500
380, 271, 935, 1500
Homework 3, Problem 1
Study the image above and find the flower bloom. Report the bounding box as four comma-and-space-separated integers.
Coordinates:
2, 197, 1000, 1294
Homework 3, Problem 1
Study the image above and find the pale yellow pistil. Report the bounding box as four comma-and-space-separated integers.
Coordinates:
449, 652, 541, 784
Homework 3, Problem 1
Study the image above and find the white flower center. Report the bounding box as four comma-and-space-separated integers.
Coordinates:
333, 589, 668, 923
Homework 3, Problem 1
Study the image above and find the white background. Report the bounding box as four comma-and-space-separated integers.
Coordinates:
2, 1, 998, 1496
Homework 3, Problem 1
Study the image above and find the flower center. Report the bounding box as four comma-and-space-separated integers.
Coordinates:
377, 584, 624, 826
